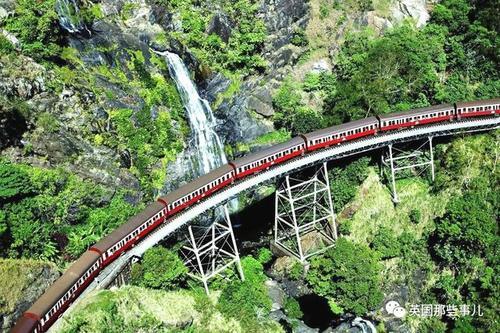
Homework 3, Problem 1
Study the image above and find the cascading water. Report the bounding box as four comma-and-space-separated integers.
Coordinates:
352, 317, 377, 333
55, 0, 90, 35
162, 51, 228, 176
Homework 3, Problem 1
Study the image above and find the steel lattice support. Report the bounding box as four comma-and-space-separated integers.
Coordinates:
274, 162, 337, 263
381, 136, 435, 202
181, 206, 244, 294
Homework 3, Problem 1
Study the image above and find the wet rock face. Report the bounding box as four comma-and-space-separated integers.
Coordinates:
216, 90, 273, 147
207, 12, 234, 43
260, 0, 309, 32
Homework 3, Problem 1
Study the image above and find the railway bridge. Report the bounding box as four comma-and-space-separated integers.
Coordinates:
48, 116, 499, 330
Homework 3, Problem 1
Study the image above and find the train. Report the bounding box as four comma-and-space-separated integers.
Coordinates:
11, 99, 500, 333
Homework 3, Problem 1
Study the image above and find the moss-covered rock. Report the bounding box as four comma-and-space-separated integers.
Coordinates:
0, 259, 59, 332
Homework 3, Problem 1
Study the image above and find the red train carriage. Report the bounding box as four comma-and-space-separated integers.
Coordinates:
11, 98, 500, 333
303, 117, 379, 152
11, 251, 101, 333
90, 202, 167, 266
159, 164, 235, 216
456, 99, 500, 118
378, 104, 455, 131
231, 137, 306, 179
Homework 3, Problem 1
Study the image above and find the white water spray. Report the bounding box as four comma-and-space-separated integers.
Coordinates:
352, 317, 377, 333
161, 51, 227, 176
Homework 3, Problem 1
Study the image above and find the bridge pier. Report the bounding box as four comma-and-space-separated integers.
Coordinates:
273, 162, 337, 263
181, 205, 244, 294
381, 136, 435, 202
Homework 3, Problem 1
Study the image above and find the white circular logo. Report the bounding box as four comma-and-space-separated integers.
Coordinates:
393, 306, 407, 318
385, 300, 400, 314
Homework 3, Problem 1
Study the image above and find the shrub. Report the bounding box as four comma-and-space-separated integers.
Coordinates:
0, 35, 14, 55
0, 160, 32, 203
131, 246, 188, 290
288, 261, 304, 280
257, 247, 273, 265
217, 256, 272, 331
284, 297, 303, 319
291, 28, 308, 47
329, 157, 371, 212
371, 226, 400, 259
409, 209, 421, 224
4, 0, 64, 60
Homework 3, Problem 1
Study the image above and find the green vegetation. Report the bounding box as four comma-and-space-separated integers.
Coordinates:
431, 180, 498, 331
90, 50, 189, 194
3, 0, 63, 60
288, 261, 304, 280
217, 256, 274, 332
256, 247, 273, 265
329, 156, 371, 212
0, 159, 139, 261
284, 297, 303, 319
273, 79, 324, 135
151, 0, 266, 75
371, 226, 400, 259
273, 0, 499, 131
331, 131, 498, 330
0, 259, 58, 314
0, 35, 14, 55
58, 284, 282, 333
131, 246, 188, 290
307, 238, 383, 315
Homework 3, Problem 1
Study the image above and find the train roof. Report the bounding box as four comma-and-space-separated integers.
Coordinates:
230, 137, 305, 169
456, 98, 500, 108
303, 117, 378, 141
159, 164, 234, 205
27, 251, 100, 317
91, 201, 165, 253
378, 104, 453, 120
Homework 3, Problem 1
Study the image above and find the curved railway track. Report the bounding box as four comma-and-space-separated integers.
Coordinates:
11, 100, 500, 333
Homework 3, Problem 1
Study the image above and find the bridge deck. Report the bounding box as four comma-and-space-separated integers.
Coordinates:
48, 117, 499, 332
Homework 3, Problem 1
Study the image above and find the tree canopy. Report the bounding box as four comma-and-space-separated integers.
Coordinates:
306, 238, 383, 315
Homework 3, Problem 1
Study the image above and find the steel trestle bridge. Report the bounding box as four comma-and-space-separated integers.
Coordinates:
50, 116, 499, 331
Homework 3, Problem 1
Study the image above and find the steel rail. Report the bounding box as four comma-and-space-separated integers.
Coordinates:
48, 117, 499, 332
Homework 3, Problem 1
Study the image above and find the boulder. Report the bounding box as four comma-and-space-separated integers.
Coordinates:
265, 280, 286, 311
260, 0, 309, 33
247, 88, 274, 117
215, 88, 273, 145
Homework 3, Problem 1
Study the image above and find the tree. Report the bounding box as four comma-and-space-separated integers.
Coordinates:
306, 238, 383, 315
284, 297, 303, 319
131, 246, 187, 290
0, 210, 7, 240
432, 191, 496, 268
217, 256, 272, 331
329, 157, 371, 211
328, 23, 446, 120
371, 226, 400, 259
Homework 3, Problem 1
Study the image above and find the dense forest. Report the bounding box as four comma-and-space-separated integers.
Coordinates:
0, 0, 498, 332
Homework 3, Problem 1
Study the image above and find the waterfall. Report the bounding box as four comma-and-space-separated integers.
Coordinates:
352, 317, 377, 333
162, 51, 228, 176
55, 0, 90, 35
